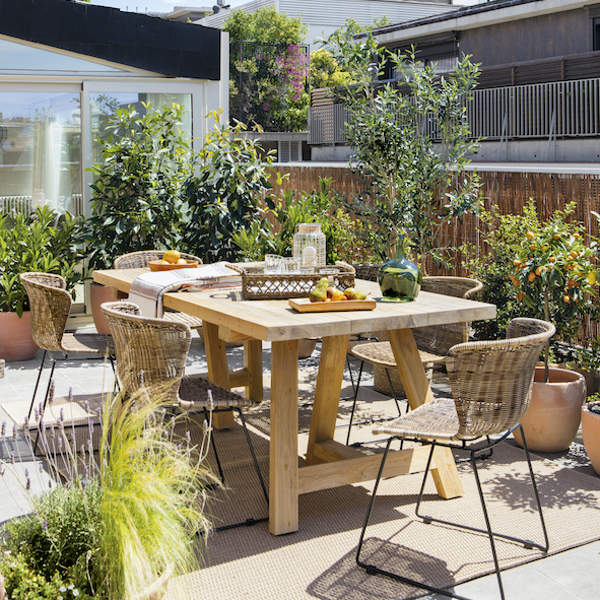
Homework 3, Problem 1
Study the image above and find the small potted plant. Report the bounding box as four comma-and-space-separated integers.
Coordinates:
582, 393, 600, 475
0, 208, 84, 361
511, 202, 597, 452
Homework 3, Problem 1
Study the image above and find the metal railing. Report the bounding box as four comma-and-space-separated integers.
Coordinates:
309, 77, 600, 145
0, 194, 84, 216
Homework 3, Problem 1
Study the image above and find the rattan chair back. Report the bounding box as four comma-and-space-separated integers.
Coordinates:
412, 276, 484, 356
114, 250, 203, 269
446, 317, 555, 438
19, 272, 71, 351
101, 301, 191, 404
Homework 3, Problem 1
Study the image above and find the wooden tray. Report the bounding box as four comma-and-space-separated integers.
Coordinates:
148, 260, 199, 272
288, 298, 376, 312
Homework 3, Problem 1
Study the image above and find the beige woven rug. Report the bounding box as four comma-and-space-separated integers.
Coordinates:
168, 414, 600, 600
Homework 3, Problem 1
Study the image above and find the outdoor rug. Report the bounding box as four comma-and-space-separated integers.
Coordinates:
170, 420, 600, 600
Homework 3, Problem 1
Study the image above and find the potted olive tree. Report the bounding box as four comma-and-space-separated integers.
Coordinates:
0, 208, 84, 361
511, 203, 598, 452
77, 103, 191, 333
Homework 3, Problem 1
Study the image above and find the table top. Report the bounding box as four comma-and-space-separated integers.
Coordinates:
94, 268, 496, 342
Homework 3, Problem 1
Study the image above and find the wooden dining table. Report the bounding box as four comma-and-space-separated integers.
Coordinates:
93, 268, 496, 535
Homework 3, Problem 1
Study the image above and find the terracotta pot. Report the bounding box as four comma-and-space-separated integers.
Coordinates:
572, 367, 600, 396
514, 366, 586, 453
90, 282, 118, 334
298, 338, 318, 359
0, 311, 38, 361
582, 406, 600, 475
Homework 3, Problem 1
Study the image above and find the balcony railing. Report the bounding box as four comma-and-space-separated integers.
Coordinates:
309, 77, 600, 145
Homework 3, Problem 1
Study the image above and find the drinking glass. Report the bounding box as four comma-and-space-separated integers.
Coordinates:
264, 254, 283, 274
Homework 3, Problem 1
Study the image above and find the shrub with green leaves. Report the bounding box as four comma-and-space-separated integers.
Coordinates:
0, 207, 85, 315
181, 115, 276, 263
233, 177, 375, 265
78, 102, 191, 270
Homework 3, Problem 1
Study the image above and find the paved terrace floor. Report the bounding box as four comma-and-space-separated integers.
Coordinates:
1, 328, 599, 600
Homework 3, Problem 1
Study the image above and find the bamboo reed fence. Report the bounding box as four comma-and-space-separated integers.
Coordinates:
268, 165, 600, 340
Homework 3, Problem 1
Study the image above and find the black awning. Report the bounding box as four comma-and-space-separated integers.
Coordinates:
0, 0, 221, 80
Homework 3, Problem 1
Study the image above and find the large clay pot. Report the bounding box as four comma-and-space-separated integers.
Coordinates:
0, 311, 38, 361
90, 282, 118, 334
514, 366, 586, 453
582, 406, 600, 475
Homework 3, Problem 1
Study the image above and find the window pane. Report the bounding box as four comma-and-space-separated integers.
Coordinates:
0, 92, 82, 215
89, 92, 192, 164
0, 38, 126, 73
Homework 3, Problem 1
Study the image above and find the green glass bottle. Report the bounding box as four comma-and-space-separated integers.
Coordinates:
378, 240, 422, 302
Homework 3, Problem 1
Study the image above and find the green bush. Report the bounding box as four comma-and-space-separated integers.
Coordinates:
0, 207, 85, 315
78, 102, 191, 270
233, 177, 375, 264
0, 552, 91, 600
181, 116, 276, 263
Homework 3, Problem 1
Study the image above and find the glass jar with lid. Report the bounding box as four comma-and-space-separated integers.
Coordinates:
293, 223, 326, 269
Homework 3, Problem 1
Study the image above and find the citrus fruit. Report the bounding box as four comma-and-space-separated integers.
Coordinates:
163, 250, 181, 264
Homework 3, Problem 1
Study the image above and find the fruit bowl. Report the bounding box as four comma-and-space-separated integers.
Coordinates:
148, 260, 199, 272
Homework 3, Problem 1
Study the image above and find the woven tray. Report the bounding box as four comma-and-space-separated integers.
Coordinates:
229, 262, 355, 300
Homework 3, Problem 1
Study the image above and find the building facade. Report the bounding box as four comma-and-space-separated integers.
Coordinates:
198, 0, 455, 46
0, 0, 228, 216
310, 0, 600, 162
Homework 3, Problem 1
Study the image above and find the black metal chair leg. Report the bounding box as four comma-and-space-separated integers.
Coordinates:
237, 408, 268, 505
357, 438, 468, 599
204, 409, 225, 484
471, 452, 505, 600
28, 349, 47, 421
415, 442, 437, 518
356, 438, 392, 563
346, 360, 365, 446
33, 358, 56, 454
384, 368, 404, 418
346, 355, 356, 396
518, 424, 549, 552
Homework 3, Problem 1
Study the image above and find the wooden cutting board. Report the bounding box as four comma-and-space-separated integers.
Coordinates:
288, 298, 377, 312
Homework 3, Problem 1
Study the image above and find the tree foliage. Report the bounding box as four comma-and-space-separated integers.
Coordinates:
78, 103, 191, 270
327, 24, 482, 265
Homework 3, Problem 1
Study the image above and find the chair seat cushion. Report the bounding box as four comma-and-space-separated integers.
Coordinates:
179, 374, 252, 409
350, 341, 446, 367
61, 333, 113, 355
373, 398, 460, 439
163, 311, 203, 329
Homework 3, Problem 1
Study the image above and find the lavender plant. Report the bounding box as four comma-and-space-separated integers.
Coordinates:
0, 383, 216, 600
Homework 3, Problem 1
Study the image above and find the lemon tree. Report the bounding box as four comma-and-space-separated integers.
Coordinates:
511, 202, 599, 379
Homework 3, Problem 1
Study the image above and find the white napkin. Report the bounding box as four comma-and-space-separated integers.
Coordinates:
128, 263, 240, 317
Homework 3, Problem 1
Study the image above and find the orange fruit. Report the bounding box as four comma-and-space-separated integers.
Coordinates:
553, 234, 561, 240
516, 292, 524, 301
511, 278, 519, 287
542, 245, 549, 251
526, 231, 535, 239
163, 249, 181, 264
549, 256, 556, 263
513, 259, 521, 266
529, 244, 537, 251
563, 295, 570, 303
535, 266, 543, 276
528, 272, 536, 282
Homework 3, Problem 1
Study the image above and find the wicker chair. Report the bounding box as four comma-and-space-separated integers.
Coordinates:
114, 250, 204, 330
101, 301, 268, 528
356, 318, 555, 600
345, 276, 483, 445
20, 272, 114, 438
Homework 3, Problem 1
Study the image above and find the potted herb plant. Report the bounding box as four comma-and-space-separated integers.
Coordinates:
582, 393, 600, 475
77, 103, 191, 333
510, 203, 597, 452
0, 208, 84, 361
